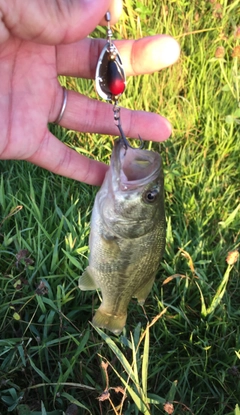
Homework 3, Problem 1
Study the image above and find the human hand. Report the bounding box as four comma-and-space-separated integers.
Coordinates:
0, 0, 180, 185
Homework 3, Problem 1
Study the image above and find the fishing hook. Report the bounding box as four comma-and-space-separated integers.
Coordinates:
113, 102, 144, 150
116, 123, 144, 150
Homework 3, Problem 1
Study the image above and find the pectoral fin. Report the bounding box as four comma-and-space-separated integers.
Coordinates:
79, 267, 97, 291
133, 276, 155, 305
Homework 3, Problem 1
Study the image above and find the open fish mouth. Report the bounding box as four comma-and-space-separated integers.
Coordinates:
112, 139, 161, 190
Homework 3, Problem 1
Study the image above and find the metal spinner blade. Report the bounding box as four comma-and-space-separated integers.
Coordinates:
95, 12, 142, 150
95, 12, 126, 102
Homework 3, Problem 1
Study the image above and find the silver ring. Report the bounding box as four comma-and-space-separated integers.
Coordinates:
54, 87, 68, 124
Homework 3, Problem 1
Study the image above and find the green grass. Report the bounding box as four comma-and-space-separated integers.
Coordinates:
1, 0, 240, 414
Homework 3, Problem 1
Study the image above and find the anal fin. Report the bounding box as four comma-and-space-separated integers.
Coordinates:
133, 276, 155, 305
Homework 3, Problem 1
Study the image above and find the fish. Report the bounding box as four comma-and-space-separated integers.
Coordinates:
79, 138, 166, 335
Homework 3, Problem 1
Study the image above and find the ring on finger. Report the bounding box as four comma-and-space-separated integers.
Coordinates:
53, 87, 68, 124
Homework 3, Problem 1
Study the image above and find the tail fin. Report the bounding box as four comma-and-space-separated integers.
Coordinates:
92, 307, 127, 336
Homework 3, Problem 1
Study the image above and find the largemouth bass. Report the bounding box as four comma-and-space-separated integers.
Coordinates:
79, 139, 165, 334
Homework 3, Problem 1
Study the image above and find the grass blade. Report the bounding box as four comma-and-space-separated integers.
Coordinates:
141, 324, 149, 398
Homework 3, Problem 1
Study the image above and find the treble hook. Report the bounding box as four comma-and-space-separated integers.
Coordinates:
116, 121, 144, 150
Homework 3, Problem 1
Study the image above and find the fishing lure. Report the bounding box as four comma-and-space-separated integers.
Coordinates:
95, 12, 142, 149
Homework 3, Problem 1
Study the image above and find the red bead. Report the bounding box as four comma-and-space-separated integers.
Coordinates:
107, 60, 125, 96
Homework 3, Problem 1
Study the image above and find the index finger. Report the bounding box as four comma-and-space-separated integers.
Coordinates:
56, 35, 180, 78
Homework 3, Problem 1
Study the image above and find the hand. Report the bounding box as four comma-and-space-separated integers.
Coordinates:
0, 0, 180, 185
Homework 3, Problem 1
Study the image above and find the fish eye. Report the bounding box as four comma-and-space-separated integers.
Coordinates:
143, 188, 159, 204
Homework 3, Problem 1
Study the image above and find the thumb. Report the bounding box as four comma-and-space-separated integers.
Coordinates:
0, 0, 122, 45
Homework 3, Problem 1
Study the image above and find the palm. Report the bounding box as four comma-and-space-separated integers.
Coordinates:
1, 38, 58, 160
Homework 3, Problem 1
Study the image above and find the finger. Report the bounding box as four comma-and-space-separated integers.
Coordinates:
26, 129, 109, 186
56, 35, 180, 78
99, 0, 123, 25
0, 0, 112, 44
50, 90, 172, 142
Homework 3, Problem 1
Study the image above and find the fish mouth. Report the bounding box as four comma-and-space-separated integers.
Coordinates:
112, 138, 161, 190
